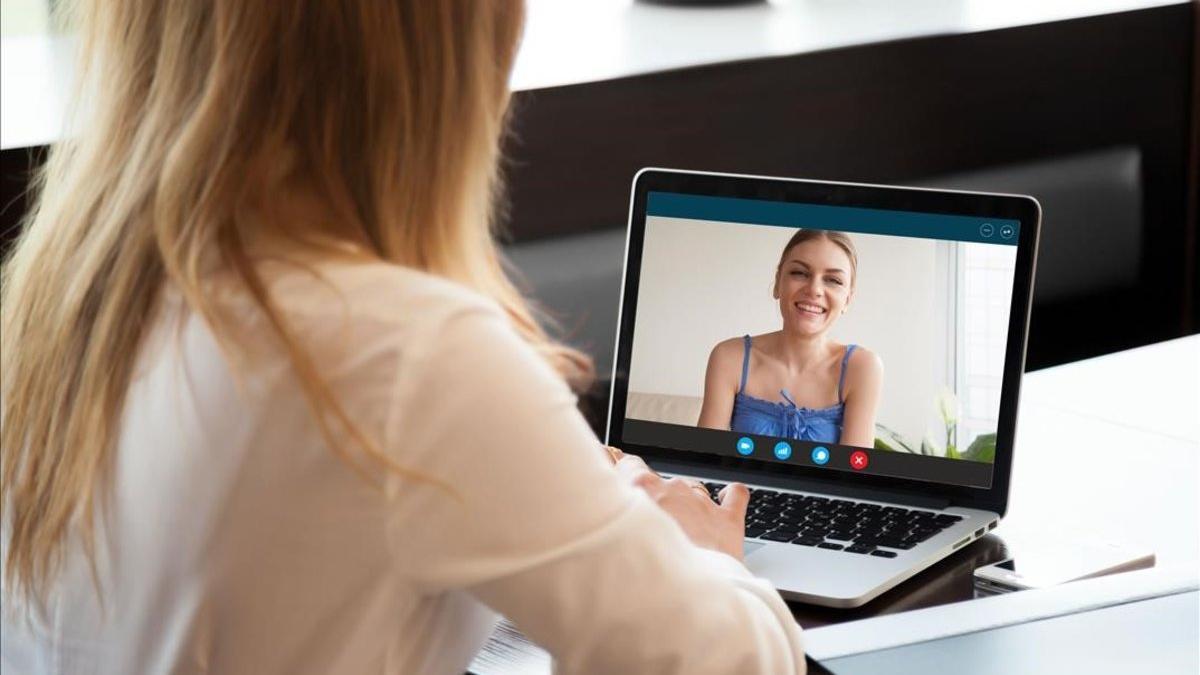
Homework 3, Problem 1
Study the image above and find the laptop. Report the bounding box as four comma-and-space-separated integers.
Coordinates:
605, 168, 1041, 608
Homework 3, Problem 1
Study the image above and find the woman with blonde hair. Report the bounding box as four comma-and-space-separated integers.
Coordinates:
699, 229, 883, 447
1, 2, 804, 673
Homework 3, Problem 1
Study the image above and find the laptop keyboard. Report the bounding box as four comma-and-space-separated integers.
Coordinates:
703, 482, 963, 558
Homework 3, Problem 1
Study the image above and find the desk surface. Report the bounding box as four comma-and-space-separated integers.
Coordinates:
790, 334, 1200, 627
1, 0, 1185, 150
819, 588, 1198, 674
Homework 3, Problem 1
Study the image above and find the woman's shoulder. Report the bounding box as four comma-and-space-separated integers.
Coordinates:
248, 259, 509, 370
709, 334, 754, 363
843, 344, 884, 380
714, 331, 782, 354
268, 258, 500, 326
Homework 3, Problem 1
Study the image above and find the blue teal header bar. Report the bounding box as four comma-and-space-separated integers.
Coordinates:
646, 192, 1020, 245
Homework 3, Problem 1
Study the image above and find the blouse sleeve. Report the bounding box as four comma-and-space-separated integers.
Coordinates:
382, 304, 805, 675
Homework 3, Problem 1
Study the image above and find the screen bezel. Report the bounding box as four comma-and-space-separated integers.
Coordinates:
605, 168, 1041, 517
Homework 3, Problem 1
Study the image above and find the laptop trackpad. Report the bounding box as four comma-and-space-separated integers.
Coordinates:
743, 541, 767, 558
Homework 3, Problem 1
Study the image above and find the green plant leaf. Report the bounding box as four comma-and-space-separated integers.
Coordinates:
963, 432, 997, 463
920, 435, 939, 456
945, 444, 961, 460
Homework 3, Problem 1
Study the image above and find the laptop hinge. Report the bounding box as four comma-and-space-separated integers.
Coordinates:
650, 460, 953, 511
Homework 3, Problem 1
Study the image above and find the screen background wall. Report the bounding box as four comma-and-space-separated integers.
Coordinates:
627, 216, 953, 446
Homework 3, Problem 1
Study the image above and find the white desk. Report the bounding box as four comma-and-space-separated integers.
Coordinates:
1019, 335, 1198, 443
802, 336, 1200, 672
1000, 335, 1199, 573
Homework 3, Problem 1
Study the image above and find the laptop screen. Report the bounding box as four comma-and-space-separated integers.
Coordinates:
620, 190, 1025, 490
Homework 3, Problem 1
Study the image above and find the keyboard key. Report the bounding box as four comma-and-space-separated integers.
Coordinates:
792, 536, 823, 547
846, 544, 875, 554
868, 537, 914, 549
817, 542, 844, 550
906, 529, 940, 543
745, 527, 767, 538
870, 550, 898, 558
759, 530, 794, 542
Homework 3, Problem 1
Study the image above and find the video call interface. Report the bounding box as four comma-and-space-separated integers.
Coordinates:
621, 191, 1022, 489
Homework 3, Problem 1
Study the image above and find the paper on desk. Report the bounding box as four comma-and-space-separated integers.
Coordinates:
467, 618, 550, 675
804, 567, 1199, 661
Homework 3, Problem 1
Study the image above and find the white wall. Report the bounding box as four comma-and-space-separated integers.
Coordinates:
626, 216, 954, 446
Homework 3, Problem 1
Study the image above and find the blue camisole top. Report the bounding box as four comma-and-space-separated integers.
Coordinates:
729, 335, 856, 443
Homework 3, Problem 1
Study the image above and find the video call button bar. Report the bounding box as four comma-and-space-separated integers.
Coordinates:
622, 418, 993, 489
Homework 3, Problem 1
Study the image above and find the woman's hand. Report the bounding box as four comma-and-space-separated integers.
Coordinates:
604, 446, 749, 561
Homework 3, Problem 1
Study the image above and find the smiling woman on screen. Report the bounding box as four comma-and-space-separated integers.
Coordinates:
0, 2, 806, 673
698, 229, 884, 448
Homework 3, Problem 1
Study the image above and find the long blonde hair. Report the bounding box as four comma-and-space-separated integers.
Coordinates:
2, 0, 590, 603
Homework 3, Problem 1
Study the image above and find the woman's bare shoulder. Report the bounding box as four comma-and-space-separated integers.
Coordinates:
845, 345, 884, 381
710, 335, 750, 360
707, 336, 749, 375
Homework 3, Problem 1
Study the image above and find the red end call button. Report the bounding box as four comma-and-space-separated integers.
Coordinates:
849, 450, 870, 471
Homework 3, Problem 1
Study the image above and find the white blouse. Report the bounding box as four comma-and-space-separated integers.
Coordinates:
1, 260, 805, 674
